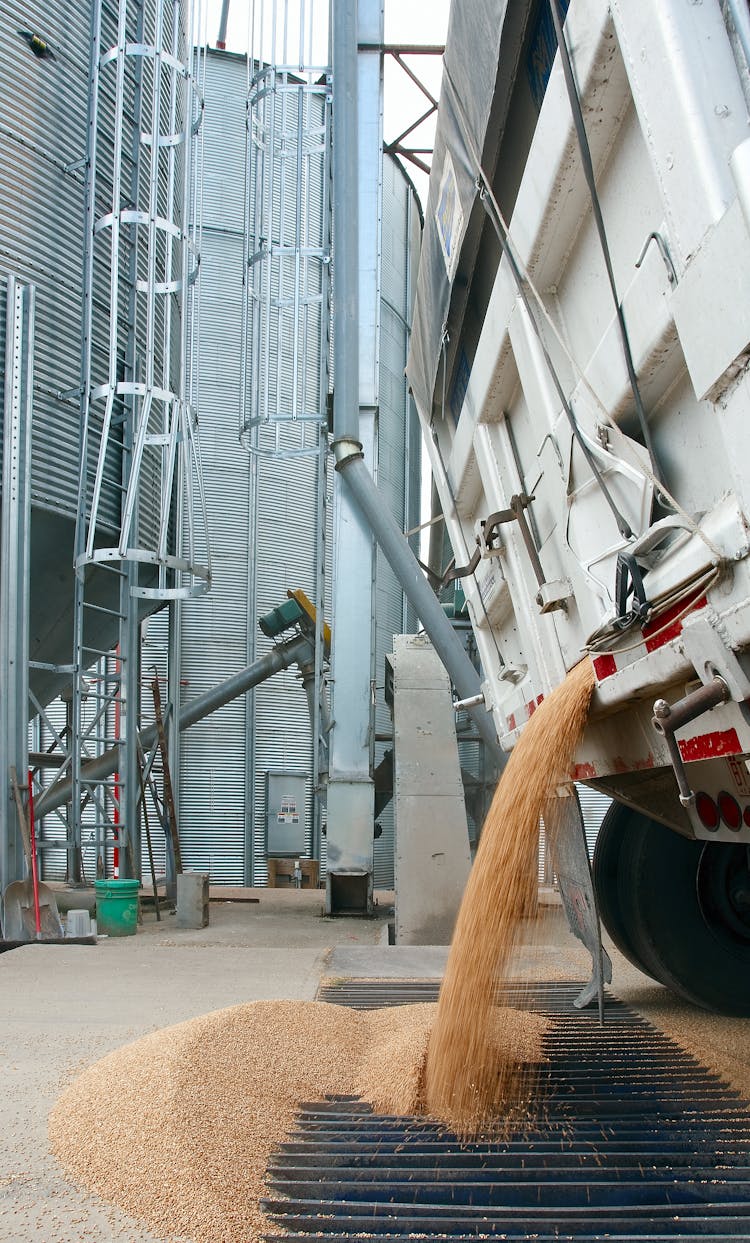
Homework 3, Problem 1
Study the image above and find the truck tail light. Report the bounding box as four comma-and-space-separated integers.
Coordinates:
695, 792, 720, 831
718, 790, 742, 831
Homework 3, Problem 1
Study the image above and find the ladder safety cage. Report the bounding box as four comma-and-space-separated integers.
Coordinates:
239, 0, 332, 461
78, 0, 210, 601
70, 0, 210, 882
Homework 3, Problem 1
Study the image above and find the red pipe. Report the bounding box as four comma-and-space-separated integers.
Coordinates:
27, 770, 42, 939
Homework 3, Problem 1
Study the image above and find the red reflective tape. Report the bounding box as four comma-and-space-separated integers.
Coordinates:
593, 654, 617, 681
643, 595, 707, 653
612, 753, 655, 773
507, 712, 516, 731
678, 728, 742, 762
528, 700, 537, 717
572, 762, 597, 780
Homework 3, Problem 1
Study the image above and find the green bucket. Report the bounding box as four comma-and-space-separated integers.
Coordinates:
94, 878, 140, 937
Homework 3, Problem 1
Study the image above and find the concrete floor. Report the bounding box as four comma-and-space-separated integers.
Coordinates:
2, 888, 749, 1242
0, 890, 391, 1243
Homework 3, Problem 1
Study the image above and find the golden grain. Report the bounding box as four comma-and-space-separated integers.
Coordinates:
425, 658, 596, 1133
48, 664, 597, 1235
49, 998, 547, 1242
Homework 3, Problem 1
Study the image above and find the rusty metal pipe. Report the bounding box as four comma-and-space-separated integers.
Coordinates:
653, 676, 731, 736
652, 676, 731, 807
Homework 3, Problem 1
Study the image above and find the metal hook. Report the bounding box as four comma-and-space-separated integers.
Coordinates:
635, 231, 678, 287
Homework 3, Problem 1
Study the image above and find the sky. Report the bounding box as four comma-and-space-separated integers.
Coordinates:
201, 0, 452, 203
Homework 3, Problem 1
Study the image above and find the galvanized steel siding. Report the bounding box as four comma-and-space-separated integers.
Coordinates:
538, 785, 612, 884
0, 1, 90, 516
175, 52, 325, 885
176, 54, 250, 882
1, 0, 166, 536
577, 784, 612, 856
202, 69, 247, 231
249, 434, 322, 883
150, 57, 418, 889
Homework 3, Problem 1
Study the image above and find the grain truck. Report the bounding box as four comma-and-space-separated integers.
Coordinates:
407, 0, 750, 1014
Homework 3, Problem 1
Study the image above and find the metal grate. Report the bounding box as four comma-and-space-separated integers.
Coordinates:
262, 981, 750, 1241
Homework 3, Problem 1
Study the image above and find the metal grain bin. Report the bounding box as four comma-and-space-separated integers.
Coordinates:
155, 53, 420, 887
0, 0, 176, 705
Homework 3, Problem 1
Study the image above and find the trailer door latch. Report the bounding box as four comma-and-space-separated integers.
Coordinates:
485, 494, 572, 614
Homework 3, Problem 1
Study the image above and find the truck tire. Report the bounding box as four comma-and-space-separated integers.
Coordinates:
609, 807, 750, 1015
591, 803, 659, 981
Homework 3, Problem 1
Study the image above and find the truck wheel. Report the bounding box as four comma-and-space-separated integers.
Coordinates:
591, 803, 659, 980
613, 808, 750, 1015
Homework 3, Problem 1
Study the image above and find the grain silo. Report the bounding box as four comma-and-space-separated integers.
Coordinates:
2, 0, 426, 896
1, 0, 209, 889
143, 40, 422, 887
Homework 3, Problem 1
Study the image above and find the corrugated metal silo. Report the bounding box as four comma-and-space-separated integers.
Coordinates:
1, 2, 96, 705
0, 0, 193, 710
155, 50, 421, 887
171, 50, 328, 884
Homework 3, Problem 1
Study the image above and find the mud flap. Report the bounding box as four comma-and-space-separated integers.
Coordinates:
546, 789, 612, 1021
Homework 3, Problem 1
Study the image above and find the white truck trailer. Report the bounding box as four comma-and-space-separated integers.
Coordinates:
407, 0, 750, 1013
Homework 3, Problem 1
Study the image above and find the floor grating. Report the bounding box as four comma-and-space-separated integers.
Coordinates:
262, 981, 750, 1241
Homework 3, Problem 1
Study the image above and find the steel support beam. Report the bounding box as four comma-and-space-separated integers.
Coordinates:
0, 277, 35, 893
326, 0, 383, 915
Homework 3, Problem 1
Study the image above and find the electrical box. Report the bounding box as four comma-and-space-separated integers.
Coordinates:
265, 771, 307, 857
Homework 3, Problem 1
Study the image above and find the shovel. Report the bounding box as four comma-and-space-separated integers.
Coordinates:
2, 766, 64, 941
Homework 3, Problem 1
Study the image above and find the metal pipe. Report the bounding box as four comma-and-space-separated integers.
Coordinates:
331, 0, 359, 446
216, 0, 230, 49
36, 633, 313, 819
454, 692, 485, 712
334, 448, 504, 765
652, 676, 731, 807
653, 676, 731, 736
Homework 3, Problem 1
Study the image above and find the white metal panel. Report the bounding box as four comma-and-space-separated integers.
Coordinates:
392, 635, 471, 942
409, 0, 750, 800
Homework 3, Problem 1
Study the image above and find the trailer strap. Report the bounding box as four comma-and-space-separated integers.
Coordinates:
614, 550, 651, 628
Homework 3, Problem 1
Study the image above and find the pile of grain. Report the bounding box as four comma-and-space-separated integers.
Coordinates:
49, 998, 547, 1243
425, 658, 595, 1133
49, 663, 595, 1234
357, 1001, 546, 1119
